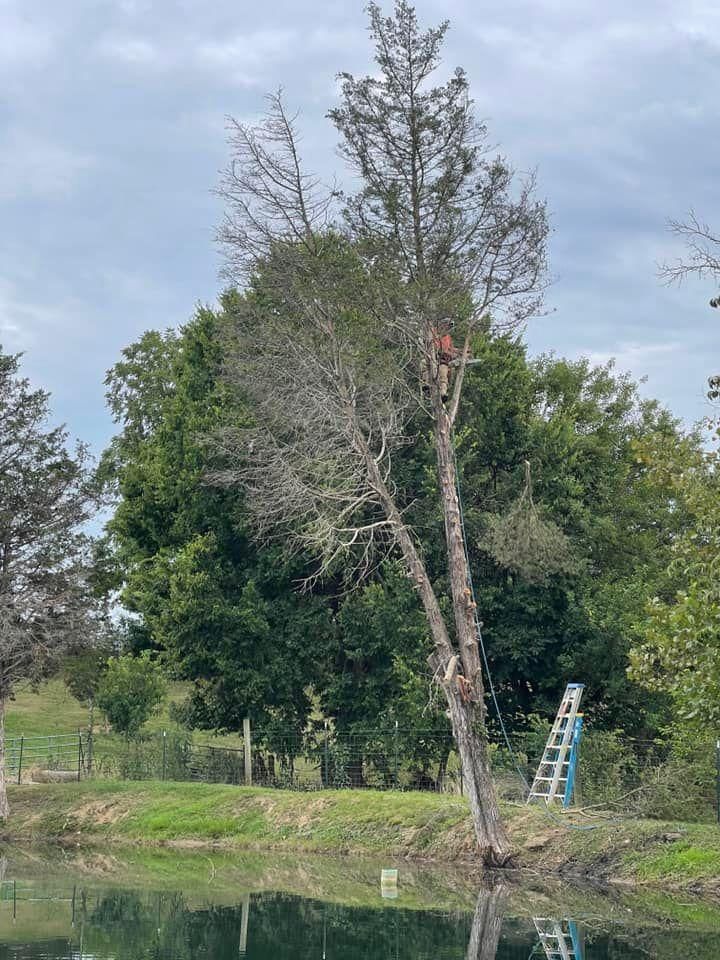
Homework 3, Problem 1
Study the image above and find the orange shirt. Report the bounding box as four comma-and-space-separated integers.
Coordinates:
433, 332, 459, 362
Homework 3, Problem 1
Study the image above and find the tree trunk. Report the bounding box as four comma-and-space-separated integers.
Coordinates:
0, 699, 9, 819
435, 405, 483, 692
445, 686, 510, 866
358, 431, 511, 865
434, 400, 511, 865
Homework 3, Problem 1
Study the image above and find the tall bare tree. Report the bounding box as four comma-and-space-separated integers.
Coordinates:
214, 1, 548, 865
0, 349, 99, 815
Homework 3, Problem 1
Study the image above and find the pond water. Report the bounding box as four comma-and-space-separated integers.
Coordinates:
0, 849, 716, 959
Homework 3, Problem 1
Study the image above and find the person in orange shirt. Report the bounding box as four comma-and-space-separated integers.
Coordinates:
432, 318, 460, 402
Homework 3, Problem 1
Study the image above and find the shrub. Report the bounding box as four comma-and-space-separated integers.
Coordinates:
96, 653, 167, 738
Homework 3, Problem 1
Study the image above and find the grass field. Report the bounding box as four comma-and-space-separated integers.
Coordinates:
5, 678, 247, 748
5, 678, 186, 739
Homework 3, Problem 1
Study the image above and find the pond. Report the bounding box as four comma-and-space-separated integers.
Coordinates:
0, 848, 716, 959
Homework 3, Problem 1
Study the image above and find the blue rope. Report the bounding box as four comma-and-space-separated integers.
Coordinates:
450, 435, 603, 832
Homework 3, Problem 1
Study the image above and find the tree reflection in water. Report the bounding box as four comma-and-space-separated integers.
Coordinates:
466, 886, 506, 960
0, 876, 715, 960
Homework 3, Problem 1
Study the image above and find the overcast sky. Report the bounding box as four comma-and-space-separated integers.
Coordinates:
1, 0, 719, 452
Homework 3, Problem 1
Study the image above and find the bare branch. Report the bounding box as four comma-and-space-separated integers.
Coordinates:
658, 210, 720, 291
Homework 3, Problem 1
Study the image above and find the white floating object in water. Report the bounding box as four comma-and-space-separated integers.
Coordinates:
381, 868, 398, 899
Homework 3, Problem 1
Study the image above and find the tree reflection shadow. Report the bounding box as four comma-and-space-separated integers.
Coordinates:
466, 884, 506, 960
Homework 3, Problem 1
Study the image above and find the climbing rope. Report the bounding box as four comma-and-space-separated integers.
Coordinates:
450, 435, 609, 832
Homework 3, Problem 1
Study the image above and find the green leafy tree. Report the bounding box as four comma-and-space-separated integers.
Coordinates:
458, 347, 693, 734
628, 433, 720, 725
96, 653, 167, 737
100, 307, 330, 739
328, 340, 696, 744
62, 644, 110, 754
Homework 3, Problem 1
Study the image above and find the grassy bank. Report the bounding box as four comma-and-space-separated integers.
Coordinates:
2, 780, 719, 895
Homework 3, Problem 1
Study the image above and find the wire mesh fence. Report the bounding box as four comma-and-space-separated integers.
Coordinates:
89, 725, 719, 822
5, 725, 718, 823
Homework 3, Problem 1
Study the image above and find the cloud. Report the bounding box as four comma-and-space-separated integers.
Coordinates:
0, 130, 94, 201
96, 35, 162, 67
0, 5, 54, 72
194, 25, 364, 86
0, 278, 70, 351
584, 340, 682, 373
1, 0, 719, 445
194, 29, 298, 86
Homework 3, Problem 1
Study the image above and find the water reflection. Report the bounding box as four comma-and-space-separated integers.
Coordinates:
467, 887, 505, 960
532, 918, 583, 960
0, 870, 715, 959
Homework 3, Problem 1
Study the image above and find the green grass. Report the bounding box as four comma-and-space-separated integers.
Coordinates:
1, 780, 475, 858
6, 681, 90, 739
5, 678, 190, 738
4, 686, 720, 893
627, 840, 720, 883
2, 779, 720, 895
5, 678, 250, 752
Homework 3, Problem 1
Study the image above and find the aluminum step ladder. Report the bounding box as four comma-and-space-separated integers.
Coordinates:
533, 918, 583, 960
527, 683, 584, 806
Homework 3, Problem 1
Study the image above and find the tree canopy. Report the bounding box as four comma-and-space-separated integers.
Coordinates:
628, 432, 720, 726
100, 305, 697, 748
0, 346, 100, 815
99, 306, 331, 740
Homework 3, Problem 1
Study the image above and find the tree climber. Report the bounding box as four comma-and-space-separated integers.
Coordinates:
433, 318, 461, 402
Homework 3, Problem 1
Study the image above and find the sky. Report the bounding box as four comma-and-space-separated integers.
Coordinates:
1, 0, 719, 454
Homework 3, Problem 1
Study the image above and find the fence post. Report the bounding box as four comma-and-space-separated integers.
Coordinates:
243, 718, 252, 787
393, 721, 399, 788
162, 730, 167, 781
17, 735, 24, 785
324, 719, 330, 789
77, 734, 82, 782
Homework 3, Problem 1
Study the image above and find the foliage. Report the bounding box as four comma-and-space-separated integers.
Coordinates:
483, 461, 579, 584
633, 734, 717, 822
100, 307, 330, 737
0, 348, 100, 701
96, 653, 167, 737
215, 0, 552, 863
62, 647, 110, 707
628, 433, 720, 726
387, 340, 694, 736
0, 346, 101, 815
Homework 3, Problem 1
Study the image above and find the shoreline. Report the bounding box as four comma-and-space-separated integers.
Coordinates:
2, 780, 718, 899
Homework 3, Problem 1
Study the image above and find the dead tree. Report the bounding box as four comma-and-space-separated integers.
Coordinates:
213, 2, 548, 866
